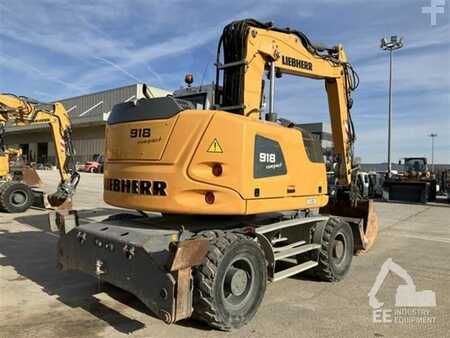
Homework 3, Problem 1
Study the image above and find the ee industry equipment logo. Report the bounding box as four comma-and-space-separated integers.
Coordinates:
368, 258, 436, 324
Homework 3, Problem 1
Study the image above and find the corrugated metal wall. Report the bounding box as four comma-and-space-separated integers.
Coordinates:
48, 139, 104, 163
6, 125, 105, 163
4, 83, 171, 164
52, 125, 105, 163
61, 85, 137, 122
59, 83, 170, 122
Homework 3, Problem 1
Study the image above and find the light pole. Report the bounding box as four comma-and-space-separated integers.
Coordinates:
381, 36, 404, 177
428, 133, 437, 172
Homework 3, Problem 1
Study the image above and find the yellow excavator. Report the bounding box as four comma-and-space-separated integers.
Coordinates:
54, 19, 378, 330
4, 146, 23, 161
0, 93, 79, 212
3, 145, 43, 191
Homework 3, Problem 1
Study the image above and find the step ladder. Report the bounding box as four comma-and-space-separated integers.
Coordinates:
272, 242, 321, 282
254, 215, 328, 282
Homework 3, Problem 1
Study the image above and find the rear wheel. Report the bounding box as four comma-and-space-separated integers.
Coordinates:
0, 181, 33, 213
312, 217, 353, 282
193, 231, 267, 330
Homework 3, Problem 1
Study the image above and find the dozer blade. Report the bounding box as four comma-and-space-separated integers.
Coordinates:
21, 166, 43, 187
320, 199, 379, 256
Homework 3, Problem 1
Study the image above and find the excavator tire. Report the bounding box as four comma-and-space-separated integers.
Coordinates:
192, 231, 267, 331
0, 181, 33, 213
312, 217, 354, 282
320, 199, 379, 255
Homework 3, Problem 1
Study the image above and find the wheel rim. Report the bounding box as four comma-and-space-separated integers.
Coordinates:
332, 232, 347, 265
9, 189, 28, 207
222, 257, 254, 309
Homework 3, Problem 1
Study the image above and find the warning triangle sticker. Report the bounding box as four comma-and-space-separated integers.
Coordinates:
207, 138, 223, 153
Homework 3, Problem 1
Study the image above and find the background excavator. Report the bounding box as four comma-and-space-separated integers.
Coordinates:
54, 19, 379, 330
0, 93, 80, 212
3, 144, 43, 191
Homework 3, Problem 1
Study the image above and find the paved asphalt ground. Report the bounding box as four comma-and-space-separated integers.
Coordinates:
0, 170, 449, 338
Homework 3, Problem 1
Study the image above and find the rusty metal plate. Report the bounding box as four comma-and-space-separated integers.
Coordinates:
174, 267, 193, 322
168, 238, 208, 271
21, 166, 42, 187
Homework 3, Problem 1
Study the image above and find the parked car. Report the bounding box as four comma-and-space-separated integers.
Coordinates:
78, 154, 104, 173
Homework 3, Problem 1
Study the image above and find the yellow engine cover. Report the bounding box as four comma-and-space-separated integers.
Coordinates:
104, 109, 328, 215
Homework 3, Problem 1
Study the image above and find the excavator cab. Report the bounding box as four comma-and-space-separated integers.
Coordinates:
405, 158, 427, 173
172, 80, 218, 110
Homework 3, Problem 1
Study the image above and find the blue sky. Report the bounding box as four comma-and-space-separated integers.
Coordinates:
1, 0, 449, 163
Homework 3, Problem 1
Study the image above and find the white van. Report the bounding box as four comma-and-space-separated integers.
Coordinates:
357, 172, 370, 197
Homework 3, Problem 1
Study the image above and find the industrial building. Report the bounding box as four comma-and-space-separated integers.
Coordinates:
4, 84, 170, 165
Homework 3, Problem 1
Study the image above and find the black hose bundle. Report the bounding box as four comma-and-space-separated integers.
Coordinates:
216, 19, 260, 111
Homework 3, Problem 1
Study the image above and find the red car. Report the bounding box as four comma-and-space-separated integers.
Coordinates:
78, 154, 104, 173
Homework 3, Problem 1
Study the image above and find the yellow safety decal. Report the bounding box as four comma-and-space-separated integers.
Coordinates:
207, 138, 223, 153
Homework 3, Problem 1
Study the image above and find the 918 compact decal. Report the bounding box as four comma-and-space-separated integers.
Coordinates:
254, 135, 287, 178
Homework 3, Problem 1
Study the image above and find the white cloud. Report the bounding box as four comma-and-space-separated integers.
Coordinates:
0, 53, 87, 94
0, 1, 276, 92
93, 57, 144, 83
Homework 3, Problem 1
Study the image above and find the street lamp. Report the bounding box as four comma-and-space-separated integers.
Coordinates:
381, 35, 404, 178
428, 133, 437, 172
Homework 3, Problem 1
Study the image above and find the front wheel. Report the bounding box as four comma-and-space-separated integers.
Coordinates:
0, 181, 33, 213
312, 217, 354, 282
193, 231, 267, 330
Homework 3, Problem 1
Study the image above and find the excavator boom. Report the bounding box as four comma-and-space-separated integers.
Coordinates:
217, 19, 357, 189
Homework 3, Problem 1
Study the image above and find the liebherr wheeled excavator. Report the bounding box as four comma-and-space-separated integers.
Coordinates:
0, 94, 79, 212
53, 19, 378, 330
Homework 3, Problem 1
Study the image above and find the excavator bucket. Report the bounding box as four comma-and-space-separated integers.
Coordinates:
21, 166, 42, 187
31, 190, 72, 210
320, 199, 379, 256
47, 192, 73, 210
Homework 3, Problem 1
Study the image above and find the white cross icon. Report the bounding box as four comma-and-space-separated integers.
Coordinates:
422, 0, 446, 26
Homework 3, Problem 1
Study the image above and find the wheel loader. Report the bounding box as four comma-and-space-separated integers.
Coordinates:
52, 19, 379, 330
383, 157, 437, 203
0, 94, 80, 212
